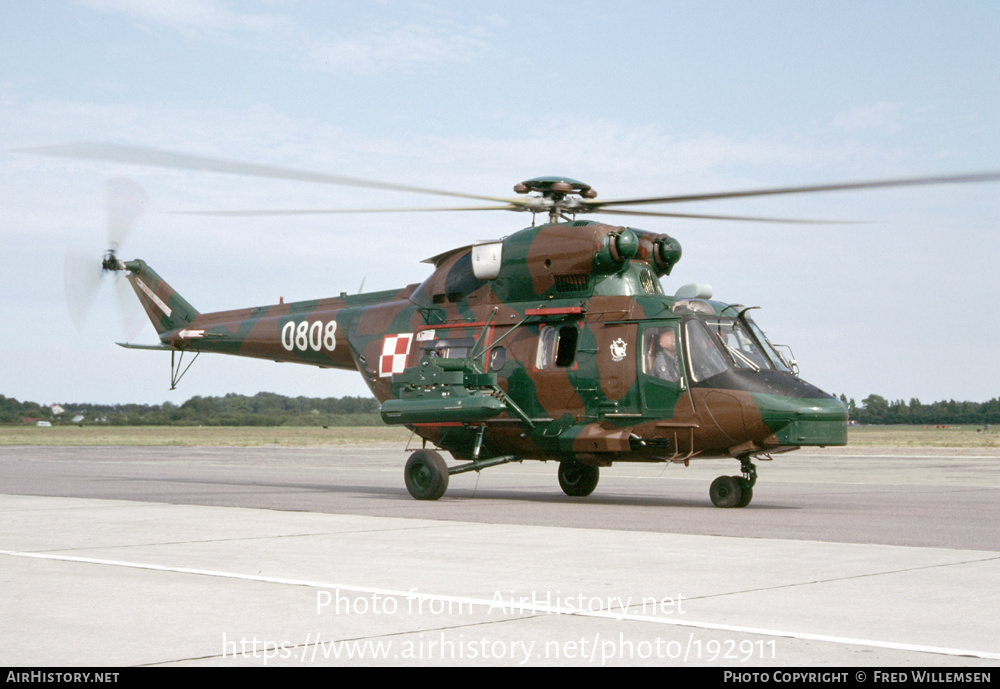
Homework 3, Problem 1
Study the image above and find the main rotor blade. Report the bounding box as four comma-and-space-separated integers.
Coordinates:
585, 171, 1000, 209
590, 207, 853, 224
167, 204, 521, 216
19, 142, 522, 206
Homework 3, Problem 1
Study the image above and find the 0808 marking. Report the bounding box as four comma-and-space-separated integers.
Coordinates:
281, 320, 338, 353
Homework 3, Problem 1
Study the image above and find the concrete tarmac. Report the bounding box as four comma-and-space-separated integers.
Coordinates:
1, 445, 999, 667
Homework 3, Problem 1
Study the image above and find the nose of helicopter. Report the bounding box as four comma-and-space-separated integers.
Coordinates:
754, 387, 849, 447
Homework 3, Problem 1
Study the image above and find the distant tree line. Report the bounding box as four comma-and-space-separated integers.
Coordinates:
3, 392, 999, 427
837, 394, 1000, 426
0, 392, 383, 426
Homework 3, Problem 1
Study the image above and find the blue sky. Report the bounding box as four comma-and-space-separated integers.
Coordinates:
2, 1, 999, 407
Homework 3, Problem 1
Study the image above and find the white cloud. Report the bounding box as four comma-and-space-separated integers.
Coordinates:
302, 23, 490, 74
76, 0, 283, 39
832, 102, 902, 132
75, 0, 493, 74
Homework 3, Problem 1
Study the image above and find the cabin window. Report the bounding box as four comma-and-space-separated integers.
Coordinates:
419, 336, 475, 360
488, 346, 506, 372
536, 325, 578, 369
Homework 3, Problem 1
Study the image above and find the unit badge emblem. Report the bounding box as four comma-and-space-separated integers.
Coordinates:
610, 338, 628, 362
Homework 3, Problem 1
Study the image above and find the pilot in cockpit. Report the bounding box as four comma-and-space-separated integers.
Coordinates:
649, 328, 679, 382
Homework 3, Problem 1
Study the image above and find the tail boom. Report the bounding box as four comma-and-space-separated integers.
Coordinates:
120, 259, 358, 370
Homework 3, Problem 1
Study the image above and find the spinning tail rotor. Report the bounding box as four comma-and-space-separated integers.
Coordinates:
64, 177, 149, 336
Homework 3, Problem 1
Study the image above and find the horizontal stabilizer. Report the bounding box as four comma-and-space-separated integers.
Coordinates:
116, 342, 176, 351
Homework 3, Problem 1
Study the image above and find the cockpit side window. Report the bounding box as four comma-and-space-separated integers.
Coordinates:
639, 324, 685, 412
642, 326, 680, 383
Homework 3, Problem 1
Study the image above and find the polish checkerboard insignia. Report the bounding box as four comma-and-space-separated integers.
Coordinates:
379, 333, 413, 377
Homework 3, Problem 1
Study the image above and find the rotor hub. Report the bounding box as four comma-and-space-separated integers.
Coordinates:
101, 250, 123, 273
513, 177, 597, 223
514, 176, 596, 198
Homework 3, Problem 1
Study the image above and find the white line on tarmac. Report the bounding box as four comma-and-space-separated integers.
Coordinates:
3, 548, 997, 661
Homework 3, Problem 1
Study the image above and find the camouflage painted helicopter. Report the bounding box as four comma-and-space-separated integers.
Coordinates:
36, 143, 1000, 507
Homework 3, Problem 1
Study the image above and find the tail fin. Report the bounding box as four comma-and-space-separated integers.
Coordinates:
122, 259, 199, 335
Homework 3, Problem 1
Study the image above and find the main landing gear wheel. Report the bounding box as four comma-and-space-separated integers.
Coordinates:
404, 450, 449, 500
709, 475, 746, 508
558, 459, 599, 497
735, 477, 753, 508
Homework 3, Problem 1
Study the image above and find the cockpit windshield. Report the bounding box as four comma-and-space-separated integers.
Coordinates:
684, 320, 730, 382
700, 316, 791, 373
744, 318, 793, 372
644, 315, 794, 385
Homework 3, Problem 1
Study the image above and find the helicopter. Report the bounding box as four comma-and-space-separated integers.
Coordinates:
30, 142, 1000, 507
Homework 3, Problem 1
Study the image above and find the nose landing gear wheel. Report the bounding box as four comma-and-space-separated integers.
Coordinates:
558, 459, 599, 497
404, 450, 449, 500
709, 475, 744, 508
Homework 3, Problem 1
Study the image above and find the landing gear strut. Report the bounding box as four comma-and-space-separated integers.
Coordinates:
403, 449, 520, 500
709, 457, 757, 508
